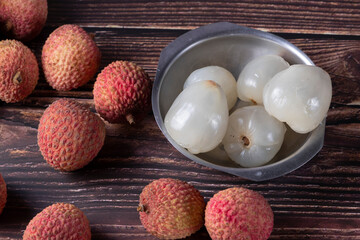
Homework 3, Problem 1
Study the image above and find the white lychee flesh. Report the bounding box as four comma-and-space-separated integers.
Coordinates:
165, 80, 229, 154
263, 64, 332, 134
184, 66, 237, 110
222, 105, 286, 167
237, 55, 289, 104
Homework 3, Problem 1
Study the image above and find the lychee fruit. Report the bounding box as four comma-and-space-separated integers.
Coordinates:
205, 187, 273, 240
0, 173, 7, 215
37, 99, 106, 171
42, 24, 101, 91
0, 40, 39, 103
23, 203, 91, 240
0, 0, 47, 41
93, 60, 152, 124
138, 178, 205, 239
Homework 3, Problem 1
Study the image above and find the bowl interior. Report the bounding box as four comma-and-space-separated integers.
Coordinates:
158, 34, 311, 167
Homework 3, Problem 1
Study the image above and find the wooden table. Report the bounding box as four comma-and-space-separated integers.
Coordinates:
1, 1, 359, 239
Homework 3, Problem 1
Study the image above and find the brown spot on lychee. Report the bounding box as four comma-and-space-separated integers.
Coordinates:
12, 71, 22, 84
250, 98, 257, 104
0, 40, 38, 103
241, 135, 250, 147
205, 80, 218, 88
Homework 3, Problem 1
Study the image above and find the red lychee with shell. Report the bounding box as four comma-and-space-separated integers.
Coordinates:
23, 203, 91, 240
0, 0, 48, 41
205, 187, 273, 240
0, 40, 39, 103
138, 178, 205, 239
93, 60, 152, 124
37, 99, 106, 171
42, 24, 101, 91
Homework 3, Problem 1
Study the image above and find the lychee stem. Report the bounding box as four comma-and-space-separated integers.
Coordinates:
241, 135, 250, 147
249, 98, 257, 105
88, 33, 95, 40
126, 114, 135, 125
5, 21, 13, 32
13, 71, 22, 84
137, 204, 148, 213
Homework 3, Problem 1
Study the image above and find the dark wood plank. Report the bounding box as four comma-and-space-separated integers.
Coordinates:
1, 111, 360, 239
12, 27, 360, 108
46, 0, 360, 35
1, 79, 360, 238
1, 1, 360, 239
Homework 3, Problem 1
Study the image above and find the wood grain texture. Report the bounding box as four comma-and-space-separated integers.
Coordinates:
15, 28, 360, 106
45, 0, 360, 35
1, 0, 360, 239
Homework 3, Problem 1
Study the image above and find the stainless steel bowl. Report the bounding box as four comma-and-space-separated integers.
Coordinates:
152, 22, 325, 181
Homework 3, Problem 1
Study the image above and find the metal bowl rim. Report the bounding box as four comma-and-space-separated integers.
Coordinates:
151, 22, 324, 181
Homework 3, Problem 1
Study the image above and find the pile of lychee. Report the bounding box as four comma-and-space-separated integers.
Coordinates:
1, 173, 275, 240
138, 178, 274, 240
0, 0, 155, 239
0, 1, 307, 240
165, 55, 332, 168
0, 1, 153, 171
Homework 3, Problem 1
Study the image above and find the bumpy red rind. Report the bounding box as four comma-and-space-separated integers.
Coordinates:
205, 187, 274, 240
0, 0, 47, 41
0, 40, 39, 103
42, 24, 101, 91
138, 178, 205, 239
93, 60, 152, 124
37, 99, 106, 171
23, 203, 91, 240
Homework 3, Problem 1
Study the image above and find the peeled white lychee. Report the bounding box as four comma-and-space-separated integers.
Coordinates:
165, 80, 228, 154
184, 66, 237, 109
263, 64, 332, 134
237, 55, 289, 104
222, 105, 286, 167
